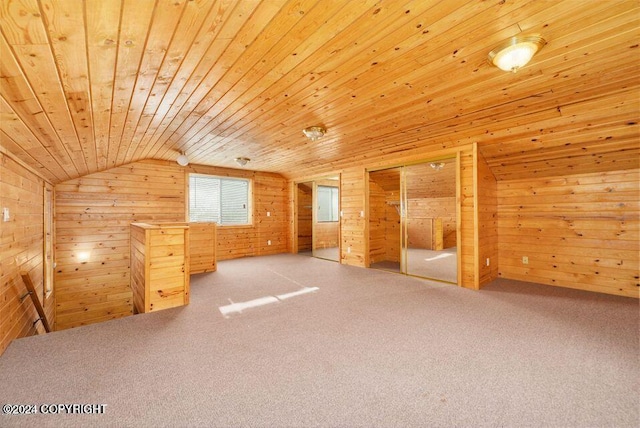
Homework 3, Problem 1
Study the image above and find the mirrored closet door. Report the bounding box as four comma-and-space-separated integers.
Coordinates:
369, 158, 458, 284
295, 176, 340, 262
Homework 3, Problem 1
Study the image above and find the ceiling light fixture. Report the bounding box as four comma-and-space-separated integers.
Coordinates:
302, 126, 326, 141
430, 162, 445, 171
176, 152, 189, 166
235, 157, 250, 167
488, 36, 546, 73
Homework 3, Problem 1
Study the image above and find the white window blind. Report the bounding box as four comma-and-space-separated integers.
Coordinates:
317, 185, 339, 222
189, 175, 250, 225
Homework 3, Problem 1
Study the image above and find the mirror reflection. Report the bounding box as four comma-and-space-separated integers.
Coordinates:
296, 176, 340, 262
368, 159, 457, 283
404, 160, 457, 283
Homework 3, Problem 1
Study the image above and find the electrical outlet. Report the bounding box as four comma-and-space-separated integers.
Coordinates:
266, 211, 271, 217
3, 208, 9, 222
267, 240, 271, 246
486, 258, 490, 266
522, 256, 529, 265
347, 247, 351, 254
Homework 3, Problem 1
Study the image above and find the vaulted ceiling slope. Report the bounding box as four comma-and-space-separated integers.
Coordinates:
1, 0, 638, 184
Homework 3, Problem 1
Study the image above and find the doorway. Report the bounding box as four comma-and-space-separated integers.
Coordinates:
296, 181, 314, 255
295, 176, 340, 262
368, 158, 458, 283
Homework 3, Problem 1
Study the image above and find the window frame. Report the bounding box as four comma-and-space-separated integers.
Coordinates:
187, 173, 253, 226
316, 185, 339, 223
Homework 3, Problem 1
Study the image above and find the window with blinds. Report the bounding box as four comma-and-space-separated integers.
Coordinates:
189, 174, 251, 225
317, 185, 339, 222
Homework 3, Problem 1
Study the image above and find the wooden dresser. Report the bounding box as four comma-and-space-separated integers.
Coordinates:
130, 222, 217, 314
130, 222, 190, 313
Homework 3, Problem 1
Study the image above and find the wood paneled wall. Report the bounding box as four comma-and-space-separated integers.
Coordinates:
368, 179, 401, 264
368, 179, 387, 264
384, 202, 401, 263
199, 166, 289, 260
477, 151, 499, 285
458, 149, 477, 288
406, 197, 456, 249
54, 160, 184, 330
54, 160, 289, 330
341, 168, 368, 266
497, 169, 639, 298
0, 150, 54, 355
296, 184, 312, 251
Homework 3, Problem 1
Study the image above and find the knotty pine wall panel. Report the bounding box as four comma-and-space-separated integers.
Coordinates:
206, 169, 289, 260
406, 217, 434, 249
296, 185, 312, 252
54, 160, 184, 330
54, 160, 289, 330
458, 149, 476, 288
497, 169, 639, 297
406, 197, 456, 249
253, 172, 289, 257
477, 151, 498, 285
340, 167, 367, 266
384, 202, 401, 263
368, 179, 386, 264
0, 151, 54, 355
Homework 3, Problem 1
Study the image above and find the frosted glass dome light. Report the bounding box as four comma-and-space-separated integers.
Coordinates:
488, 36, 546, 73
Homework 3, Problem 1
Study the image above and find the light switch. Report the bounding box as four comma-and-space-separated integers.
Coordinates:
3, 208, 9, 222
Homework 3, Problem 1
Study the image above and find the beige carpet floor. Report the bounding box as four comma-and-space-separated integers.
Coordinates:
371, 247, 457, 283
1, 254, 637, 427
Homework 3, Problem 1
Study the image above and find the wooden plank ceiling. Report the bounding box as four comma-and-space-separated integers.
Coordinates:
1, 0, 638, 184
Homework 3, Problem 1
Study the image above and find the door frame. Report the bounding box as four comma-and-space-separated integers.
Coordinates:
366, 154, 460, 284
293, 174, 341, 261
